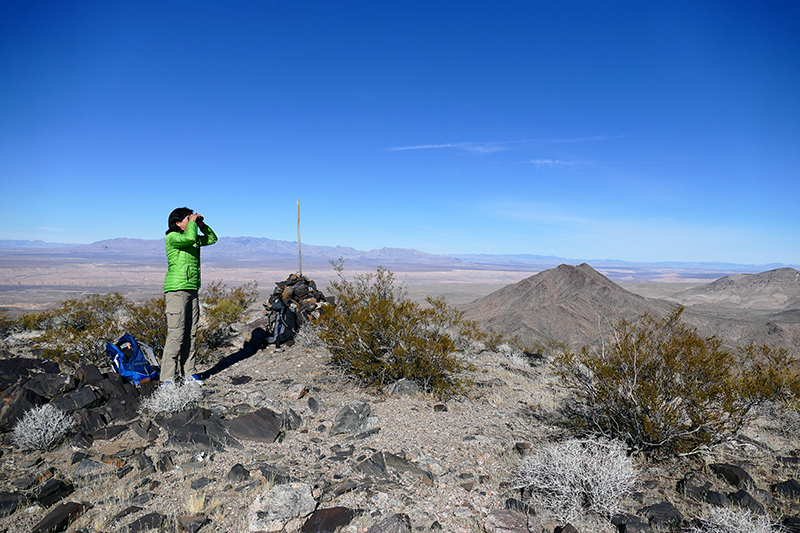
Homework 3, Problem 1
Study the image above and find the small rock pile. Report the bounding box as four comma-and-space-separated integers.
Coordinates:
264, 274, 328, 323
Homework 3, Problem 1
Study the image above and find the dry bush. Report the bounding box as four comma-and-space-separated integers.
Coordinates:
14, 293, 162, 366
511, 437, 636, 523
13, 404, 77, 450
197, 280, 259, 358
126, 295, 167, 361
316, 261, 478, 398
139, 380, 203, 415
687, 506, 777, 533
736, 342, 800, 411
554, 308, 760, 456
21, 292, 129, 364
13, 281, 257, 367
293, 324, 326, 350
0, 309, 13, 337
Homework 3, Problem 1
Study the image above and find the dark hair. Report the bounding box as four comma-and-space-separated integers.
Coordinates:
166, 207, 193, 235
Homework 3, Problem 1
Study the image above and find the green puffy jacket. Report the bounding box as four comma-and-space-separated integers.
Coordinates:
163, 221, 218, 292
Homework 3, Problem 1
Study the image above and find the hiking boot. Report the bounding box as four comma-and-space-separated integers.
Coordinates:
186, 374, 204, 385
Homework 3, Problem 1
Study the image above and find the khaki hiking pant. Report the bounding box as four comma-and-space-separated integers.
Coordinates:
162, 290, 199, 382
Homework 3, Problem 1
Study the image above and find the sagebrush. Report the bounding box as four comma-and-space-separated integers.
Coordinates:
13, 404, 77, 450
511, 437, 636, 523
316, 261, 480, 397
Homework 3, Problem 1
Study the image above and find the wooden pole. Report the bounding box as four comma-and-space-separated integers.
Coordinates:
297, 199, 302, 276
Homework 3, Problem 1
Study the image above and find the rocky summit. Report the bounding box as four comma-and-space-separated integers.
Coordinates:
0, 311, 799, 533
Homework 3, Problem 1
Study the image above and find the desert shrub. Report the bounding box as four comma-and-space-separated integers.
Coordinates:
12, 283, 258, 367
511, 437, 637, 523
126, 295, 167, 361
13, 404, 77, 450
316, 261, 478, 398
197, 280, 259, 358
294, 324, 326, 350
554, 307, 753, 456
139, 380, 202, 415
28, 292, 129, 365
0, 309, 13, 337
736, 342, 800, 411
687, 506, 776, 533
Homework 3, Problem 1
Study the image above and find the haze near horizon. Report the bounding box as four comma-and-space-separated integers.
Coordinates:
1, 1, 798, 265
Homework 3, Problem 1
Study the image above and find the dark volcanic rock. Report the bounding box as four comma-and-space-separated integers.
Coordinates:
774, 478, 800, 501
482, 509, 542, 533
178, 514, 209, 533
33, 478, 74, 507
227, 463, 250, 482
74, 364, 104, 387
128, 511, 166, 533
23, 374, 76, 399
225, 407, 282, 443
301, 506, 358, 533
641, 500, 683, 529
0, 491, 26, 518
31, 501, 88, 533
50, 386, 103, 414
0, 357, 59, 392
329, 403, 371, 435
0, 385, 45, 431
729, 489, 765, 514
710, 463, 756, 490
365, 513, 412, 533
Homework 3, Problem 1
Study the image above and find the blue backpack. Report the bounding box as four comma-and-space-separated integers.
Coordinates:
105, 333, 160, 386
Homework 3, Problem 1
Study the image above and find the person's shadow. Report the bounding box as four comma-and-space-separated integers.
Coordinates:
197, 324, 269, 379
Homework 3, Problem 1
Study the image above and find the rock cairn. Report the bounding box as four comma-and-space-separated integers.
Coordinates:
264, 273, 328, 324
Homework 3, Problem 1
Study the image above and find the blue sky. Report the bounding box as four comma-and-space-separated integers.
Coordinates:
1, 1, 798, 264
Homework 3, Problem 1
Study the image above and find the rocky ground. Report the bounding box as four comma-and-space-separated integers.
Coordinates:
1, 316, 800, 533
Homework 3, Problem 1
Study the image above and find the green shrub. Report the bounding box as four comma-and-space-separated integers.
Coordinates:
197, 280, 259, 358
12, 282, 258, 367
126, 295, 167, 361
30, 292, 129, 364
316, 261, 478, 398
554, 308, 753, 455
0, 309, 13, 337
736, 342, 800, 410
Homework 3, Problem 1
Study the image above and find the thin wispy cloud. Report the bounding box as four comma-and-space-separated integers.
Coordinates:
550, 135, 627, 143
387, 135, 624, 153
527, 159, 589, 166
386, 141, 511, 153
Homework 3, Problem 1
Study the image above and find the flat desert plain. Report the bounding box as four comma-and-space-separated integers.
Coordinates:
0, 250, 718, 316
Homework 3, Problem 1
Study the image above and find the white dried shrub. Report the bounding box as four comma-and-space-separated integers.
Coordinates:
511, 437, 637, 523
13, 404, 77, 451
687, 506, 776, 533
293, 324, 326, 350
139, 380, 202, 415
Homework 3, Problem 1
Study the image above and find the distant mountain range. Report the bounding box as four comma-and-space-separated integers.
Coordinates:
0, 237, 795, 275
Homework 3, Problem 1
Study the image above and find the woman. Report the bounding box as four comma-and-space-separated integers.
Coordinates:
162, 207, 218, 385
